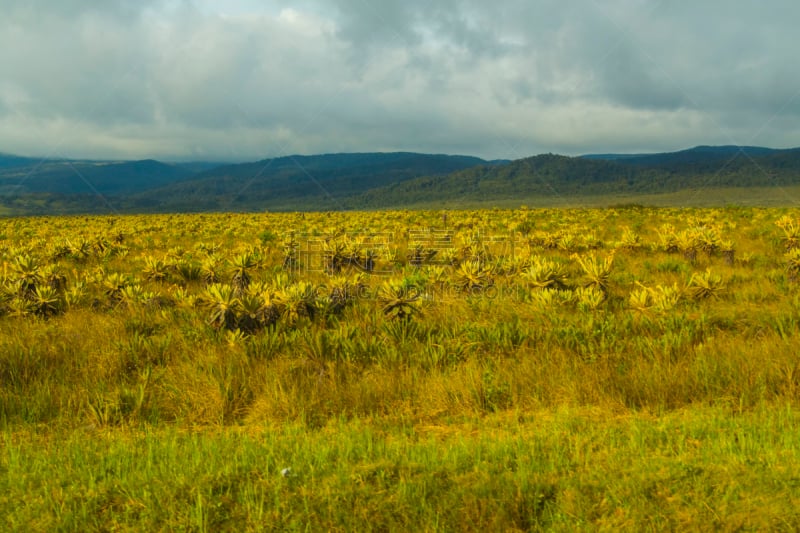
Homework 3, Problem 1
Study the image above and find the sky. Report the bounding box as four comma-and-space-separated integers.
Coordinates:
1, 0, 799, 162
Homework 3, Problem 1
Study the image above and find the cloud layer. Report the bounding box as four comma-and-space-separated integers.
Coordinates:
1, 0, 798, 161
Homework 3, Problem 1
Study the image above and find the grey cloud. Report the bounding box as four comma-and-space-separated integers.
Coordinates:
1, 0, 799, 161
581, 1, 800, 116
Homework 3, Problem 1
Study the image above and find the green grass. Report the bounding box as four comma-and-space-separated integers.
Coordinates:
3, 406, 799, 532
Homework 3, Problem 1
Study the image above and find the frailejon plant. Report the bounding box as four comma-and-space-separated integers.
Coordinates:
720, 240, 736, 266
497, 255, 529, 277
652, 283, 682, 312
656, 223, 679, 253
786, 248, 800, 282
457, 232, 488, 263
237, 293, 269, 334
230, 252, 258, 295
522, 256, 568, 290
575, 285, 606, 311
170, 286, 197, 309
7, 295, 37, 317
325, 274, 366, 315
424, 265, 450, 289
10, 254, 41, 298
103, 272, 133, 305
617, 227, 642, 252
378, 278, 422, 320
676, 230, 699, 263
695, 226, 721, 257
67, 237, 92, 261
274, 281, 318, 325
323, 239, 348, 274
454, 259, 494, 292
175, 259, 202, 282
558, 232, 581, 253
363, 248, 378, 272
343, 236, 365, 270
688, 269, 724, 300
199, 283, 240, 330
142, 256, 170, 283
41, 264, 67, 293
48, 240, 73, 261
64, 281, 87, 309
628, 284, 654, 313
30, 286, 63, 317
776, 215, 800, 251
572, 252, 615, 293
629, 282, 682, 314
119, 284, 146, 308
529, 287, 569, 309
281, 234, 299, 270
0, 281, 14, 313
530, 229, 560, 250
200, 255, 224, 284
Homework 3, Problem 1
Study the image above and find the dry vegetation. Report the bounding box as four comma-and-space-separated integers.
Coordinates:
2, 207, 800, 531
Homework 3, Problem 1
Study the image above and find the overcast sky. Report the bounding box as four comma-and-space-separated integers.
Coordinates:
1, 0, 798, 162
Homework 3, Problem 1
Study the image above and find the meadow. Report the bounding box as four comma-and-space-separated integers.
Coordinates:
2, 206, 800, 531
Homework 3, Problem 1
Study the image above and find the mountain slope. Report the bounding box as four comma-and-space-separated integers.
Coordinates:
355, 148, 800, 208
581, 145, 785, 170
0, 159, 201, 195
131, 152, 490, 211
0, 153, 42, 169
355, 155, 658, 207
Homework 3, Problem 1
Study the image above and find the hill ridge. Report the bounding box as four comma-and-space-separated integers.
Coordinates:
2, 145, 800, 214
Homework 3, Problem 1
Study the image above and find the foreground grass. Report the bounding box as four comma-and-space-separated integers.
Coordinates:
3, 406, 799, 532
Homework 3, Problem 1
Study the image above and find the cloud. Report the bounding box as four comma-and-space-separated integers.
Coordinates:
0, 0, 798, 161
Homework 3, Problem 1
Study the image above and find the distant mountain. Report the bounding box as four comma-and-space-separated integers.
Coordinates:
2, 145, 800, 215
130, 152, 489, 211
356, 146, 800, 208
0, 153, 41, 169
581, 145, 784, 169
173, 161, 230, 174
593, 145, 800, 184
356, 154, 659, 207
0, 158, 208, 196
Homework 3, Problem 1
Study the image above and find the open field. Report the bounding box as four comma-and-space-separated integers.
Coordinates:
2, 207, 800, 530
398, 185, 800, 210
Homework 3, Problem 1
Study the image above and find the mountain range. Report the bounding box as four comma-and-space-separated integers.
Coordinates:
1, 145, 799, 214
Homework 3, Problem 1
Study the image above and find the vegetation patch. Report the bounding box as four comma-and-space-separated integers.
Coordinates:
2, 206, 800, 529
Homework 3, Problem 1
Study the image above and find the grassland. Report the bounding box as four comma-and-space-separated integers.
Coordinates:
396, 185, 800, 210
2, 207, 800, 531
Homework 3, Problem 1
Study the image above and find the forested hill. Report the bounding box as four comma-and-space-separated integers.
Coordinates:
355, 147, 800, 208
0, 158, 200, 195
356, 154, 659, 207
128, 152, 490, 211
581, 145, 800, 174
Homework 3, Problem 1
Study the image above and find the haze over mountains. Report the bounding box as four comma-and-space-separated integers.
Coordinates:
1, 145, 799, 215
